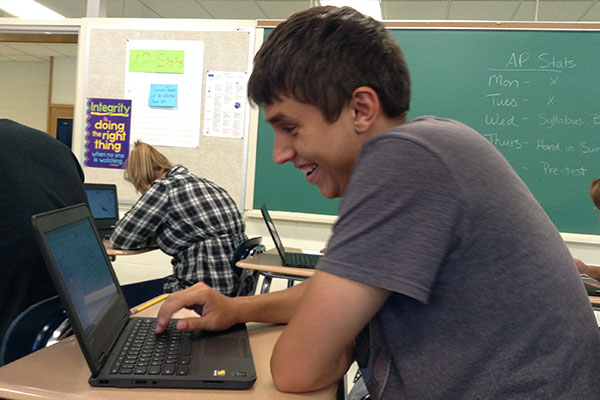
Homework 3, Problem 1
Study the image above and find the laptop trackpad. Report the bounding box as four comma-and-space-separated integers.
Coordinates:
205, 337, 249, 358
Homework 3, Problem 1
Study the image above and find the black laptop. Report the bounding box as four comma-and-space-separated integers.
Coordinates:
260, 204, 321, 269
84, 183, 120, 237
582, 276, 600, 297
31, 203, 256, 389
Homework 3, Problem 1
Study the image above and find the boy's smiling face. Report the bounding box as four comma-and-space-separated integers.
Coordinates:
264, 95, 363, 199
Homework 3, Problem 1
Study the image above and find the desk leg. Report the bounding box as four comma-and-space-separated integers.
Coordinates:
261, 276, 272, 294
236, 269, 248, 297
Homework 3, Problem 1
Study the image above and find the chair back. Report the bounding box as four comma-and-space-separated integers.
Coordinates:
0, 295, 69, 366
231, 236, 265, 296
121, 277, 167, 308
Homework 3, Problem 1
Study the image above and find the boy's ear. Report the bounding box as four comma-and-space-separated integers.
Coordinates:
350, 86, 379, 133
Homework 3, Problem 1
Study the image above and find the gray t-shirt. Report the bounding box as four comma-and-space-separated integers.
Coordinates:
319, 116, 600, 399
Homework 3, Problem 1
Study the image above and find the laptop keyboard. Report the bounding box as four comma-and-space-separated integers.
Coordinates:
111, 318, 192, 376
285, 252, 320, 268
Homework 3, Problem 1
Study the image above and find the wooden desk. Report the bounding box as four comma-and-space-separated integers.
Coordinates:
241, 253, 600, 310
0, 303, 336, 400
236, 250, 316, 279
236, 250, 315, 294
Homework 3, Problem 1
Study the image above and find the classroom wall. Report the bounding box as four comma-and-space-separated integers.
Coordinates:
51, 57, 76, 105
0, 61, 49, 131
0, 57, 76, 130
4, 23, 597, 286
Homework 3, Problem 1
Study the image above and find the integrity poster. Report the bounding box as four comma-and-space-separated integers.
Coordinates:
84, 98, 131, 169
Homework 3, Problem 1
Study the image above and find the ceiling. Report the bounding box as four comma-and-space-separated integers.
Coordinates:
1, 0, 600, 62
0, 41, 77, 62
23, 0, 600, 21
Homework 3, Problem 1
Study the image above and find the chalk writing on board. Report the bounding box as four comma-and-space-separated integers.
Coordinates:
540, 161, 588, 176
483, 133, 525, 149
480, 51, 594, 178
538, 114, 583, 129
485, 114, 520, 127
580, 142, 600, 154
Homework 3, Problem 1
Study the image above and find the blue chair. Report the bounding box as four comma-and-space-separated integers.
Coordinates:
0, 295, 70, 366
232, 236, 308, 295
121, 277, 167, 308
232, 237, 265, 296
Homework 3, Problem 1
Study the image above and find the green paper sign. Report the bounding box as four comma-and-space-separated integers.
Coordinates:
129, 49, 184, 73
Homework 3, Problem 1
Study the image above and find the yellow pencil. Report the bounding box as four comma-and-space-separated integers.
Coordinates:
131, 293, 169, 315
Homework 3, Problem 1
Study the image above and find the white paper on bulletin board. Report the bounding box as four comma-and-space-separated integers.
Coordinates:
203, 71, 248, 139
125, 39, 204, 147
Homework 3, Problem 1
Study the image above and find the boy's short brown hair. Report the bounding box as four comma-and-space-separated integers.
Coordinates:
247, 6, 411, 123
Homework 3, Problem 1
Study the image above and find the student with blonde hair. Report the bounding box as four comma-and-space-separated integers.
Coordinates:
110, 141, 247, 296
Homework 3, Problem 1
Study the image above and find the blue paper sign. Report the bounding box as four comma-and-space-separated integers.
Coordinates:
148, 84, 178, 107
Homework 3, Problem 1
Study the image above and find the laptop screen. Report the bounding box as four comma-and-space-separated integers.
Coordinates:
45, 217, 119, 334
33, 204, 258, 388
85, 185, 118, 220
260, 204, 287, 259
33, 204, 131, 374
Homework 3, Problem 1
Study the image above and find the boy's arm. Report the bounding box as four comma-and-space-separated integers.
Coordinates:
155, 281, 307, 332
270, 270, 390, 393
575, 258, 600, 281
156, 270, 390, 393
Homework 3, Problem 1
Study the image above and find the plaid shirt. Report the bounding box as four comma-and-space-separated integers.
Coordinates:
110, 165, 247, 295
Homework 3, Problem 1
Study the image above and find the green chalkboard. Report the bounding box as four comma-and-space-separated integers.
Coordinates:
253, 27, 600, 234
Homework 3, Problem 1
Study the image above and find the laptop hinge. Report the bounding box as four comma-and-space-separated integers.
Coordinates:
99, 314, 130, 370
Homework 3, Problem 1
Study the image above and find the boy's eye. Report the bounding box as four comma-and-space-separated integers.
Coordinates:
282, 125, 296, 134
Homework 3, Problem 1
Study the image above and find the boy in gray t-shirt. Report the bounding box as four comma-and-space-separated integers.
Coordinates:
155, 6, 600, 399
323, 116, 599, 398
